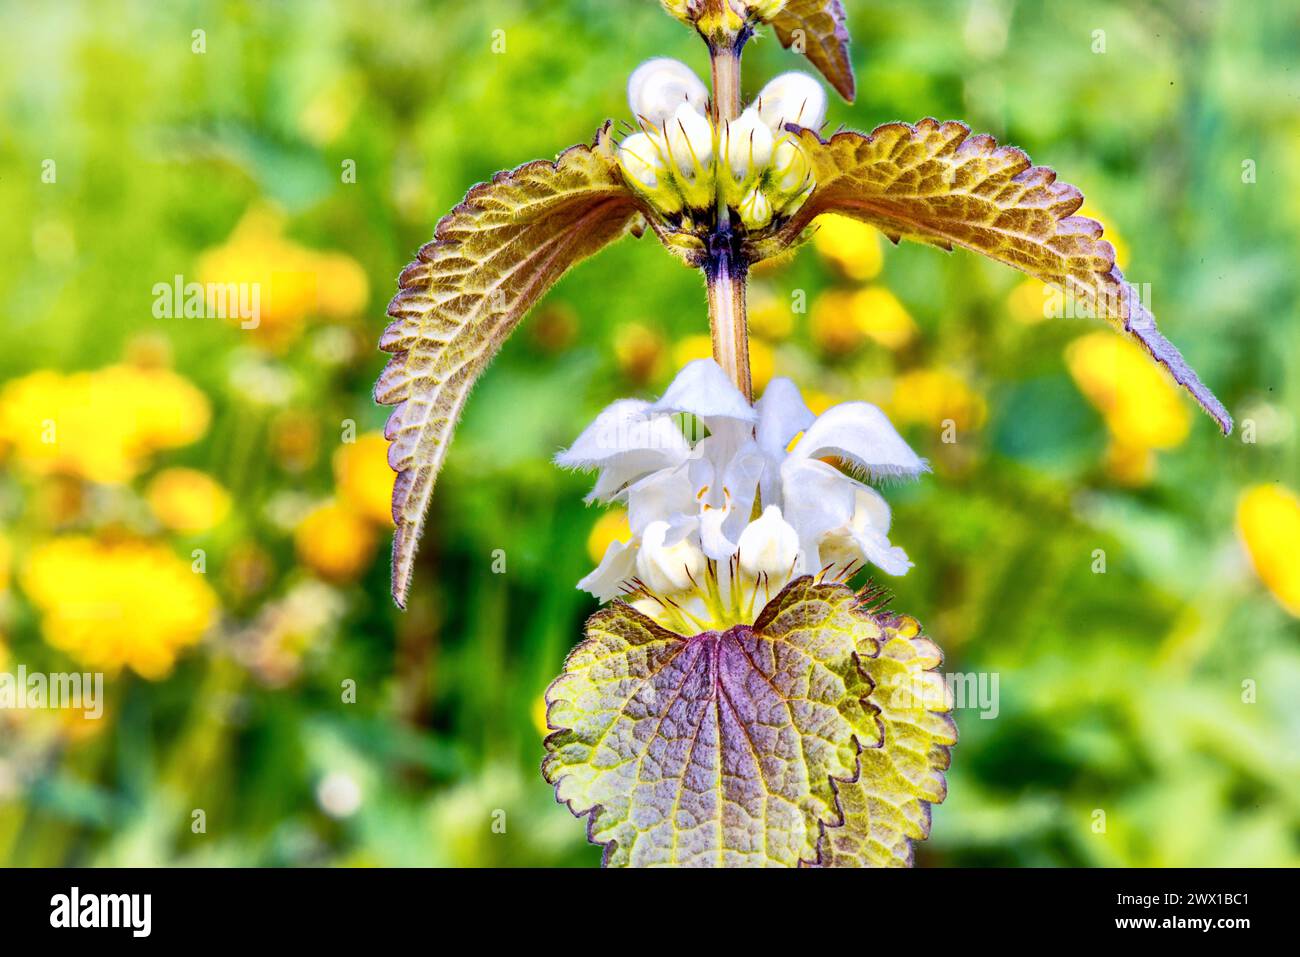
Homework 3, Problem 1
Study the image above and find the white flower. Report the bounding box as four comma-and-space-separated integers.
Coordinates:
737, 505, 799, 579
617, 132, 666, 191
665, 102, 715, 179
723, 107, 774, 184
756, 71, 827, 134
627, 57, 709, 126
557, 360, 927, 617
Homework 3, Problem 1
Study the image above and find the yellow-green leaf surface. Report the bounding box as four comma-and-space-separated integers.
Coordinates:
544, 577, 900, 867
376, 125, 642, 607
770, 0, 855, 102
780, 121, 1231, 434
813, 615, 956, 867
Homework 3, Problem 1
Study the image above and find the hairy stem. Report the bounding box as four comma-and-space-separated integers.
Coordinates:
707, 36, 751, 401
706, 252, 751, 401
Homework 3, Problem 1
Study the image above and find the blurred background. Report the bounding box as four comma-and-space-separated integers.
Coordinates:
0, 0, 1297, 867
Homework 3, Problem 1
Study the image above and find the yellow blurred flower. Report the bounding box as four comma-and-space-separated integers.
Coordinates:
614, 322, 666, 385
295, 500, 378, 582
0, 529, 10, 592
0, 365, 210, 484
1007, 278, 1053, 325
146, 468, 231, 534
587, 509, 631, 564
889, 368, 987, 432
335, 432, 395, 527
812, 214, 882, 281
748, 286, 793, 341
196, 206, 369, 350
1102, 440, 1156, 487
21, 537, 217, 679
810, 286, 916, 356
1066, 331, 1191, 455
532, 694, 550, 738
673, 334, 714, 370
1236, 484, 1300, 617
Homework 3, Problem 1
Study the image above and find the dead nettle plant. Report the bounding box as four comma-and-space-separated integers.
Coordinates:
375, 0, 1231, 867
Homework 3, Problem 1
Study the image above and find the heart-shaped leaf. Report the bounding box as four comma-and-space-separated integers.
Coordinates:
543, 577, 907, 867
776, 121, 1231, 434
770, 0, 855, 102
811, 616, 957, 867
376, 125, 643, 606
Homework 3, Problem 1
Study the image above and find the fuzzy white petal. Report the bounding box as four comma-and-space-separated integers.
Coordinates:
651, 358, 757, 426
577, 538, 638, 602
788, 401, 928, 480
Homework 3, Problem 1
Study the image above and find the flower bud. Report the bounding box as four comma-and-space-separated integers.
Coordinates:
737, 505, 799, 579
618, 132, 666, 192
637, 521, 706, 594
737, 185, 773, 230
769, 136, 812, 200
665, 102, 715, 180
724, 107, 774, 185
756, 72, 827, 134
628, 58, 709, 127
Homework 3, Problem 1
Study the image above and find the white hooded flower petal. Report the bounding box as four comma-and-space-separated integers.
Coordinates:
737, 505, 800, 579
724, 107, 774, 183
651, 358, 757, 427
628, 57, 709, 126
786, 401, 929, 480
778, 457, 858, 574
756, 71, 827, 134
664, 102, 715, 180
617, 131, 668, 191
636, 520, 706, 593
556, 398, 691, 502
577, 538, 639, 603
754, 376, 814, 506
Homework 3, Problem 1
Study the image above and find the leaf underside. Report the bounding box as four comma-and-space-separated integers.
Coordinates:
770, 0, 855, 102
376, 124, 642, 606
782, 120, 1232, 434
543, 577, 953, 867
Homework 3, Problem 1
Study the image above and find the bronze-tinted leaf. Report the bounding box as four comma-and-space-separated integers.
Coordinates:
780, 120, 1232, 434
377, 125, 642, 606
770, 0, 855, 102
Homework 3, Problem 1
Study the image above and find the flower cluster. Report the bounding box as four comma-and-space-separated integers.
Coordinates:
557, 360, 926, 632
617, 58, 823, 231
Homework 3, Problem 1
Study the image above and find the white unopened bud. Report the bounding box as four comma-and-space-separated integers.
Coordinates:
756, 72, 827, 134
637, 521, 706, 593
737, 506, 799, 579
665, 102, 715, 179
618, 132, 666, 191
628, 57, 709, 127
737, 185, 773, 229
724, 107, 774, 183
770, 136, 811, 195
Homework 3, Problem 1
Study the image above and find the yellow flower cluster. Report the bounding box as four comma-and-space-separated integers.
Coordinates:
889, 368, 987, 433
146, 467, 232, 534
1236, 484, 1300, 617
196, 206, 368, 350
1065, 331, 1191, 484
295, 432, 395, 582
0, 365, 210, 484
21, 537, 217, 678
812, 214, 883, 281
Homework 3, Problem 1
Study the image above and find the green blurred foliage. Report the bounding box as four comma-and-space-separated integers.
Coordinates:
0, 0, 1297, 867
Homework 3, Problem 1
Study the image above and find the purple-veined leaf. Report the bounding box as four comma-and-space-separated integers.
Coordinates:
377, 124, 643, 607
776, 120, 1232, 434
543, 577, 955, 866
